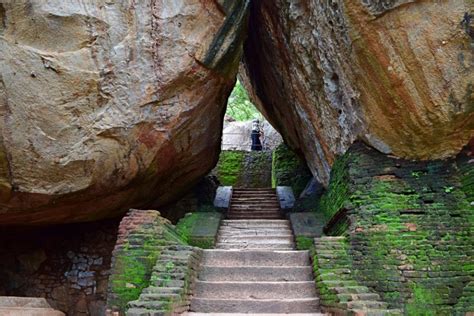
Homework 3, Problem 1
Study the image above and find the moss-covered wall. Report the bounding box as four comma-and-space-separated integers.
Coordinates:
272, 144, 312, 196
319, 143, 473, 315
214, 150, 272, 187
106, 210, 185, 313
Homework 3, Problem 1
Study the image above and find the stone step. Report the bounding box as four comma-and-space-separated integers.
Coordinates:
332, 286, 371, 294
194, 281, 316, 299
127, 308, 167, 316
128, 299, 173, 309
218, 229, 293, 235
232, 188, 275, 191
201, 250, 310, 267
232, 194, 278, 198
227, 211, 282, 216
218, 234, 294, 240
184, 313, 326, 316
232, 190, 276, 193
320, 280, 358, 287
199, 266, 314, 282
0, 307, 65, 316
227, 215, 284, 220
217, 236, 294, 243
0, 297, 53, 308
231, 202, 280, 206
138, 293, 182, 302
227, 212, 283, 217
230, 207, 281, 211
231, 199, 279, 202
216, 243, 294, 250
190, 298, 320, 313
343, 300, 388, 309
221, 220, 289, 225
337, 293, 382, 302
349, 309, 403, 316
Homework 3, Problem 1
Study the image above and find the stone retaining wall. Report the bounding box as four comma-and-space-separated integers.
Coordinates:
0, 219, 119, 315
319, 142, 473, 314
106, 209, 185, 314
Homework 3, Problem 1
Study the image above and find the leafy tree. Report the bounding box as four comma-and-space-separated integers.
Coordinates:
226, 80, 263, 121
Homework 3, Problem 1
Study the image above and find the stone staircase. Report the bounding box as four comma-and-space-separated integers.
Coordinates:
227, 188, 282, 219
314, 236, 402, 315
187, 188, 323, 315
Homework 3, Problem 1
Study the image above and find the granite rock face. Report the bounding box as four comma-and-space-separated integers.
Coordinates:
242, 0, 474, 184
0, 0, 249, 225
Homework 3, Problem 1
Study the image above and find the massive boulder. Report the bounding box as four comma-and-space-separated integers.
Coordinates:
0, 0, 249, 225
241, 0, 474, 184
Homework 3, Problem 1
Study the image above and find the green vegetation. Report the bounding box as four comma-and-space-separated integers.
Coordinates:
296, 236, 314, 250
226, 80, 262, 121
216, 151, 245, 186
215, 150, 273, 188
316, 144, 473, 313
272, 144, 312, 196
176, 212, 222, 249
110, 238, 161, 311
318, 152, 351, 221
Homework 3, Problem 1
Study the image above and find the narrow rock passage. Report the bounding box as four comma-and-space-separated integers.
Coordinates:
186, 188, 324, 315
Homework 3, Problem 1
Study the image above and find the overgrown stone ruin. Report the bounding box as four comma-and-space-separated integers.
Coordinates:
0, 0, 472, 315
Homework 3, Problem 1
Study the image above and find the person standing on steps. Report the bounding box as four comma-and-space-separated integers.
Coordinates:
251, 119, 263, 151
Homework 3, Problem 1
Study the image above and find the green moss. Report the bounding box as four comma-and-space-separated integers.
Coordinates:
317, 143, 473, 313
296, 236, 314, 250
319, 152, 351, 221
176, 212, 221, 249
217, 151, 245, 186
405, 285, 443, 316
109, 238, 161, 311
272, 144, 312, 196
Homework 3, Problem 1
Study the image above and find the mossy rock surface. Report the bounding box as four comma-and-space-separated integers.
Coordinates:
213, 150, 272, 187
272, 144, 312, 196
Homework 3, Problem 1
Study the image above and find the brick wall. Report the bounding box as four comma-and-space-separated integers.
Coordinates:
320, 142, 473, 314
106, 209, 185, 314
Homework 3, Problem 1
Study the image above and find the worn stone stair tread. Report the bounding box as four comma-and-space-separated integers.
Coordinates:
194, 281, 316, 299
226, 215, 282, 217
139, 293, 182, 301
184, 313, 326, 316
216, 244, 295, 250
332, 286, 371, 294
218, 229, 293, 234
343, 300, 388, 309
0, 307, 65, 316
199, 266, 314, 281
190, 297, 320, 313
349, 308, 404, 316
218, 236, 294, 242
218, 235, 294, 240
221, 219, 289, 224
126, 308, 167, 316
128, 300, 171, 309
337, 293, 381, 301
202, 250, 310, 266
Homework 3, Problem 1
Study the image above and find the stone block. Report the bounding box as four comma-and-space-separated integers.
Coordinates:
276, 186, 295, 210
214, 186, 232, 211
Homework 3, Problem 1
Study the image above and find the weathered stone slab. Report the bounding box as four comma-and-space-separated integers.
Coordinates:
214, 187, 232, 210
276, 186, 295, 210
289, 212, 325, 238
